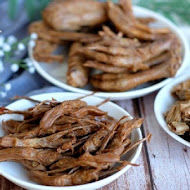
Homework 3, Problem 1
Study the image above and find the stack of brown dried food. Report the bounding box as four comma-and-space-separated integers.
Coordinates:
165, 80, 190, 139
0, 96, 150, 186
28, 0, 182, 92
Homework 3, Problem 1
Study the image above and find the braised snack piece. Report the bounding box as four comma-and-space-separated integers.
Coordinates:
33, 39, 64, 63
165, 80, 190, 139
29, 21, 101, 44
145, 51, 171, 67
97, 26, 141, 48
91, 53, 181, 92
29, 0, 182, 92
119, 0, 169, 34
42, 0, 107, 31
84, 60, 129, 73
107, 0, 169, 40
172, 80, 190, 100
86, 38, 172, 57
79, 37, 174, 72
0, 148, 63, 166
78, 48, 148, 72
67, 42, 89, 88
39, 99, 87, 132
0, 96, 150, 186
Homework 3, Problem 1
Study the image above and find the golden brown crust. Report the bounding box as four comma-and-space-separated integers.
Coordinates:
67, 42, 89, 87
43, 0, 107, 31
33, 39, 64, 63
90, 55, 178, 92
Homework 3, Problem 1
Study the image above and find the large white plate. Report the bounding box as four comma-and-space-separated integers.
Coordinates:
29, 6, 189, 101
154, 73, 190, 147
0, 92, 142, 190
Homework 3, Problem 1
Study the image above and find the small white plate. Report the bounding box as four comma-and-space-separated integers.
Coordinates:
29, 6, 189, 100
154, 72, 190, 147
0, 92, 143, 190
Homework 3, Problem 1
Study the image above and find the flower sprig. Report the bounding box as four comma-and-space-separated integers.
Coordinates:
0, 83, 12, 98
0, 33, 37, 74
0, 33, 37, 98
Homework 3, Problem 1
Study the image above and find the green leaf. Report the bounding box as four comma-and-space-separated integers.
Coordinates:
133, 0, 190, 25
24, 0, 35, 20
8, 0, 17, 20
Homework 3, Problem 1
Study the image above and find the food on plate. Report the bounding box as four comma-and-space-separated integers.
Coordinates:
29, 0, 182, 92
33, 39, 64, 63
90, 48, 181, 91
42, 0, 107, 31
84, 60, 129, 74
165, 80, 190, 140
29, 21, 101, 45
0, 96, 150, 186
67, 42, 89, 87
107, 1, 169, 40
80, 35, 175, 72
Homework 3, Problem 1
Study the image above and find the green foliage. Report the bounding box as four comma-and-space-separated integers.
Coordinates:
133, 0, 190, 25
8, 0, 52, 21
8, 0, 17, 20
7, 0, 190, 25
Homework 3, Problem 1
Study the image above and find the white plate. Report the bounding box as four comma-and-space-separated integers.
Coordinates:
0, 92, 142, 190
29, 6, 189, 100
154, 72, 190, 147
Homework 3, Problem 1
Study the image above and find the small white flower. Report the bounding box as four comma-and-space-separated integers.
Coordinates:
0, 92, 7, 98
17, 43, 25, 51
7, 35, 17, 45
10, 64, 19, 72
30, 33, 38, 40
4, 83, 11, 91
0, 60, 4, 72
0, 36, 5, 47
3, 43, 11, 52
24, 58, 30, 62
28, 40, 36, 48
0, 50, 4, 57
25, 58, 33, 67
28, 66, 35, 74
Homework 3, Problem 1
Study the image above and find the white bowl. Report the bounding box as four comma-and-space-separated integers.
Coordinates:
29, 6, 189, 101
154, 72, 190, 147
0, 92, 143, 190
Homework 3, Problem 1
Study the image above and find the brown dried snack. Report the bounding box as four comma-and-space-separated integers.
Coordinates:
28, 0, 182, 93
42, 0, 107, 31
29, 21, 101, 44
67, 42, 89, 88
33, 39, 64, 63
91, 52, 180, 92
107, 1, 169, 40
84, 60, 129, 73
0, 96, 150, 186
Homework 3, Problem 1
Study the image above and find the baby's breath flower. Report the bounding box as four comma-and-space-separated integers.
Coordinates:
17, 43, 25, 51
7, 35, 17, 45
0, 92, 7, 98
0, 50, 4, 57
3, 43, 11, 52
29, 40, 36, 48
4, 83, 11, 91
30, 33, 38, 40
28, 66, 35, 74
25, 58, 33, 67
10, 64, 19, 72
0, 60, 4, 72
0, 36, 5, 47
